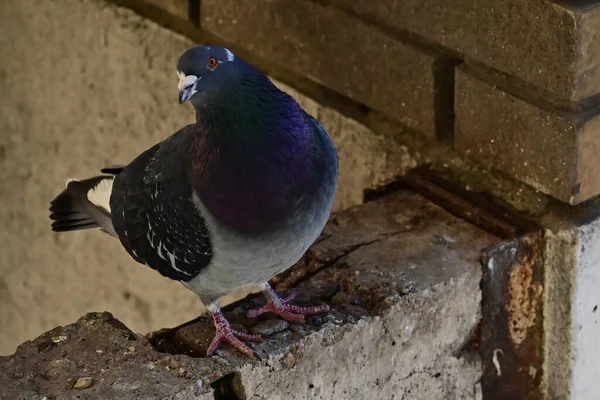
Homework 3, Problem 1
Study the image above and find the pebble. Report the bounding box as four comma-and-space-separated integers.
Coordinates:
28, 395, 53, 400
44, 359, 75, 379
305, 316, 323, 327
272, 330, 292, 342
173, 323, 214, 357
432, 234, 449, 245
323, 310, 345, 325
27, 395, 55, 400
51, 336, 68, 344
73, 377, 93, 389
281, 352, 297, 368
143, 362, 156, 371
294, 329, 307, 338
250, 319, 290, 336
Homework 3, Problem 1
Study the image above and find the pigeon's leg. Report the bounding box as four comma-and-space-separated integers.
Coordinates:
207, 302, 262, 359
247, 283, 330, 323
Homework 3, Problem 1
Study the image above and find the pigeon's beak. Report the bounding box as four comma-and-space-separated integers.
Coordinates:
178, 74, 199, 104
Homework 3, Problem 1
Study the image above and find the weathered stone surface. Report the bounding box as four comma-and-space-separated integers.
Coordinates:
144, 0, 188, 20
249, 319, 290, 336
0, 190, 497, 399
0, 0, 415, 356
200, 0, 440, 136
455, 68, 600, 204
0, 312, 210, 400
328, 0, 600, 105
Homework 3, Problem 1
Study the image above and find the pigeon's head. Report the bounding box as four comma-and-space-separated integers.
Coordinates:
176, 46, 255, 105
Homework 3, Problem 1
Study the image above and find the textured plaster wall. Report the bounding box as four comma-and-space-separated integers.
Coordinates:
571, 220, 600, 399
0, 0, 414, 355
544, 220, 600, 399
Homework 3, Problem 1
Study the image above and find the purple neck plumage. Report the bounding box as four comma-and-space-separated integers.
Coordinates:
188, 81, 315, 235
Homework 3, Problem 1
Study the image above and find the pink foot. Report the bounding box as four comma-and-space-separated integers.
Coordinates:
208, 308, 262, 359
247, 285, 330, 323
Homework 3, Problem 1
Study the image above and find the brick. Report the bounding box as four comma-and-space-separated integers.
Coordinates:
144, 0, 188, 21
200, 0, 440, 137
455, 67, 600, 204
328, 0, 600, 105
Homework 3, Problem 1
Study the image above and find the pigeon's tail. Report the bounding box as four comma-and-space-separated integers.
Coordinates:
49, 176, 117, 236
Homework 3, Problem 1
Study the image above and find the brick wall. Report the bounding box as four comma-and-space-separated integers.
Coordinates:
118, 0, 600, 205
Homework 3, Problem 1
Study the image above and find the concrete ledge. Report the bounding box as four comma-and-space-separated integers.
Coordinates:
0, 190, 497, 399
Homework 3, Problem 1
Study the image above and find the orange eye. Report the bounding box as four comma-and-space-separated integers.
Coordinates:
207, 56, 218, 68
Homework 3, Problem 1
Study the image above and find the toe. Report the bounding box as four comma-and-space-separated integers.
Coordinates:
233, 330, 263, 342
281, 292, 299, 303
227, 335, 256, 359
247, 305, 271, 319
206, 335, 222, 357
286, 303, 330, 316
277, 309, 306, 323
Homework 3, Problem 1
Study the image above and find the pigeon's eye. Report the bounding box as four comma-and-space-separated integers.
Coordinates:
207, 56, 218, 69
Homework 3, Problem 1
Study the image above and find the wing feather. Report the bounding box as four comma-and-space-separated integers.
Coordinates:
110, 126, 213, 281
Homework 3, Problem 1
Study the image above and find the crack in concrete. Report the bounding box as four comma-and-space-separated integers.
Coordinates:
287, 229, 411, 290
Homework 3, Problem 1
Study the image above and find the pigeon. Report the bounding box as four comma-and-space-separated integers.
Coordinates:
49, 46, 339, 359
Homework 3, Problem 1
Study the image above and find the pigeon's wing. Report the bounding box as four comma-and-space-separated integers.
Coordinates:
110, 126, 213, 282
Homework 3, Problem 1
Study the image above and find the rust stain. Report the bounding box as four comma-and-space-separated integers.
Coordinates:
505, 253, 543, 346
480, 231, 544, 400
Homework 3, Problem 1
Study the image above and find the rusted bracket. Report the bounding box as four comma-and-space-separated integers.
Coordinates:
378, 166, 545, 400
480, 232, 544, 400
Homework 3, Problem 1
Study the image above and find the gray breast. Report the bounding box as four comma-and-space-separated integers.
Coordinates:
183, 178, 336, 305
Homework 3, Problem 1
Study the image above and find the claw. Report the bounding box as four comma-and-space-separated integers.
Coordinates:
247, 284, 329, 323
208, 307, 262, 359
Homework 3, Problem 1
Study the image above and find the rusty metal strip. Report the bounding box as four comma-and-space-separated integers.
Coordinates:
480, 232, 544, 400
365, 165, 540, 239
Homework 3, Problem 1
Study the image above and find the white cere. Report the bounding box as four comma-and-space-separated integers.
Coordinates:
224, 48, 235, 62
178, 74, 198, 90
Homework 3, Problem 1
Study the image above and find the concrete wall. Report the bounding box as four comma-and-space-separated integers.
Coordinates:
0, 0, 413, 355
544, 220, 600, 400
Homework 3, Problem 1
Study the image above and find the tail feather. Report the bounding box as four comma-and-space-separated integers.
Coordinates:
51, 220, 99, 232
49, 176, 114, 234
49, 211, 89, 220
